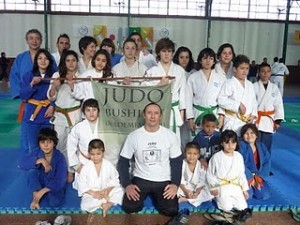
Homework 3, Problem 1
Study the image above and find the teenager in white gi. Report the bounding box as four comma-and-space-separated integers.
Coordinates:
270, 58, 289, 97
173, 46, 196, 150
178, 142, 213, 207
217, 55, 257, 136
186, 48, 226, 137
78, 139, 123, 217
117, 103, 183, 216
254, 62, 284, 153
48, 50, 84, 182
206, 130, 252, 224
67, 99, 101, 190
215, 43, 236, 79
77, 49, 113, 100
78, 36, 97, 74
112, 38, 147, 86
145, 38, 186, 141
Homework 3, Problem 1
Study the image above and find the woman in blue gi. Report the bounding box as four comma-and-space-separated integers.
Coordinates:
19, 49, 56, 158
19, 128, 67, 209
239, 124, 271, 200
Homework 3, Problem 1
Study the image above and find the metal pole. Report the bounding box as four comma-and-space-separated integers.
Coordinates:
282, 0, 291, 63
128, 0, 131, 27
44, 0, 48, 50
206, 0, 213, 48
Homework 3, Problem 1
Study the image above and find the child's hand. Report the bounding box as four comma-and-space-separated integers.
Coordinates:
239, 103, 246, 115
217, 115, 224, 129
188, 119, 196, 131
247, 115, 256, 124
52, 78, 61, 88
37, 158, 52, 173
44, 105, 54, 118
122, 76, 131, 85
65, 74, 75, 89
210, 189, 219, 196
30, 77, 42, 87
92, 190, 106, 199
200, 158, 208, 170
243, 191, 249, 200
158, 76, 169, 85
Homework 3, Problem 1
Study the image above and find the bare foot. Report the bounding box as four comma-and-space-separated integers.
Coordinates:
30, 192, 40, 209
67, 172, 74, 183
101, 202, 113, 217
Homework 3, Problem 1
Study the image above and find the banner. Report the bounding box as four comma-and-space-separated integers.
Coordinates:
92, 82, 172, 165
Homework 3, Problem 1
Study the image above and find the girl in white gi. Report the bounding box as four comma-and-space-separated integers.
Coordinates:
78, 139, 123, 217
67, 99, 101, 190
177, 142, 213, 206
77, 49, 113, 100
215, 43, 236, 79
217, 54, 257, 136
48, 50, 84, 182
173, 46, 196, 150
112, 38, 147, 86
205, 130, 252, 224
186, 48, 226, 137
254, 62, 284, 154
145, 38, 186, 141
78, 36, 97, 74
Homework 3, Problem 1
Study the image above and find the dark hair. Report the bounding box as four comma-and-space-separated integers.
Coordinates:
78, 36, 97, 55
91, 49, 113, 79
173, 46, 195, 72
273, 57, 279, 62
129, 32, 143, 41
258, 62, 271, 72
143, 102, 162, 114
279, 58, 284, 63
56, 33, 70, 44
202, 114, 217, 125
123, 38, 138, 50
100, 38, 116, 55
233, 54, 250, 68
38, 128, 58, 147
155, 38, 175, 61
58, 50, 78, 84
216, 43, 236, 60
220, 130, 238, 151
25, 29, 42, 42
184, 142, 200, 153
88, 139, 105, 153
240, 124, 259, 140
32, 49, 54, 76
82, 98, 100, 114
197, 47, 216, 69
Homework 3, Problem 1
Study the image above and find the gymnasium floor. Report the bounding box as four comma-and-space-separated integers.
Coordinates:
0, 81, 299, 225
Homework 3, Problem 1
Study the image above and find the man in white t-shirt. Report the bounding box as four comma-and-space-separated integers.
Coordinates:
117, 102, 183, 216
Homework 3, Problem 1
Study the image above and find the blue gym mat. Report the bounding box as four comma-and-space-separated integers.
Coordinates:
0, 93, 299, 215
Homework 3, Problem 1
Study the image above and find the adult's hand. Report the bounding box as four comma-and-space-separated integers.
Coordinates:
125, 184, 141, 201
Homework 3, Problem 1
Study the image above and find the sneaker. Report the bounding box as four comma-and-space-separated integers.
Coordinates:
165, 208, 190, 225
53, 215, 72, 225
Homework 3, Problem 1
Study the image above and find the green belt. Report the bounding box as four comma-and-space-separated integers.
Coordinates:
55, 105, 81, 127
171, 101, 179, 133
191, 104, 218, 136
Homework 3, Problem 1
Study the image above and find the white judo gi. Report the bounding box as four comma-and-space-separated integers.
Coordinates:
78, 57, 93, 74
178, 159, 213, 206
217, 77, 257, 136
215, 62, 234, 79
145, 62, 186, 140
48, 71, 85, 166
253, 80, 284, 133
78, 159, 124, 212
206, 151, 249, 211
186, 69, 226, 134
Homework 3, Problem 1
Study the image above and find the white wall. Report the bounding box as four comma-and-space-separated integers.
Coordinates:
0, 13, 299, 65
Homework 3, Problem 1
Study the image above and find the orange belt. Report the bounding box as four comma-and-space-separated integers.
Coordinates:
28, 99, 51, 121
17, 101, 26, 122
256, 110, 276, 130
225, 109, 249, 123
55, 105, 81, 127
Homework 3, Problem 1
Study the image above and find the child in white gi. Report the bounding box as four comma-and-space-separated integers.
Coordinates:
78, 139, 123, 217
177, 142, 213, 207
205, 130, 252, 224
217, 54, 257, 136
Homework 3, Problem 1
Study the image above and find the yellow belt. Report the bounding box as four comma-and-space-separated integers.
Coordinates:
210, 177, 242, 189
28, 99, 51, 121
225, 109, 249, 123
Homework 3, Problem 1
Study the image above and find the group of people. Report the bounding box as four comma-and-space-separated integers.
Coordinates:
9, 28, 285, 224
